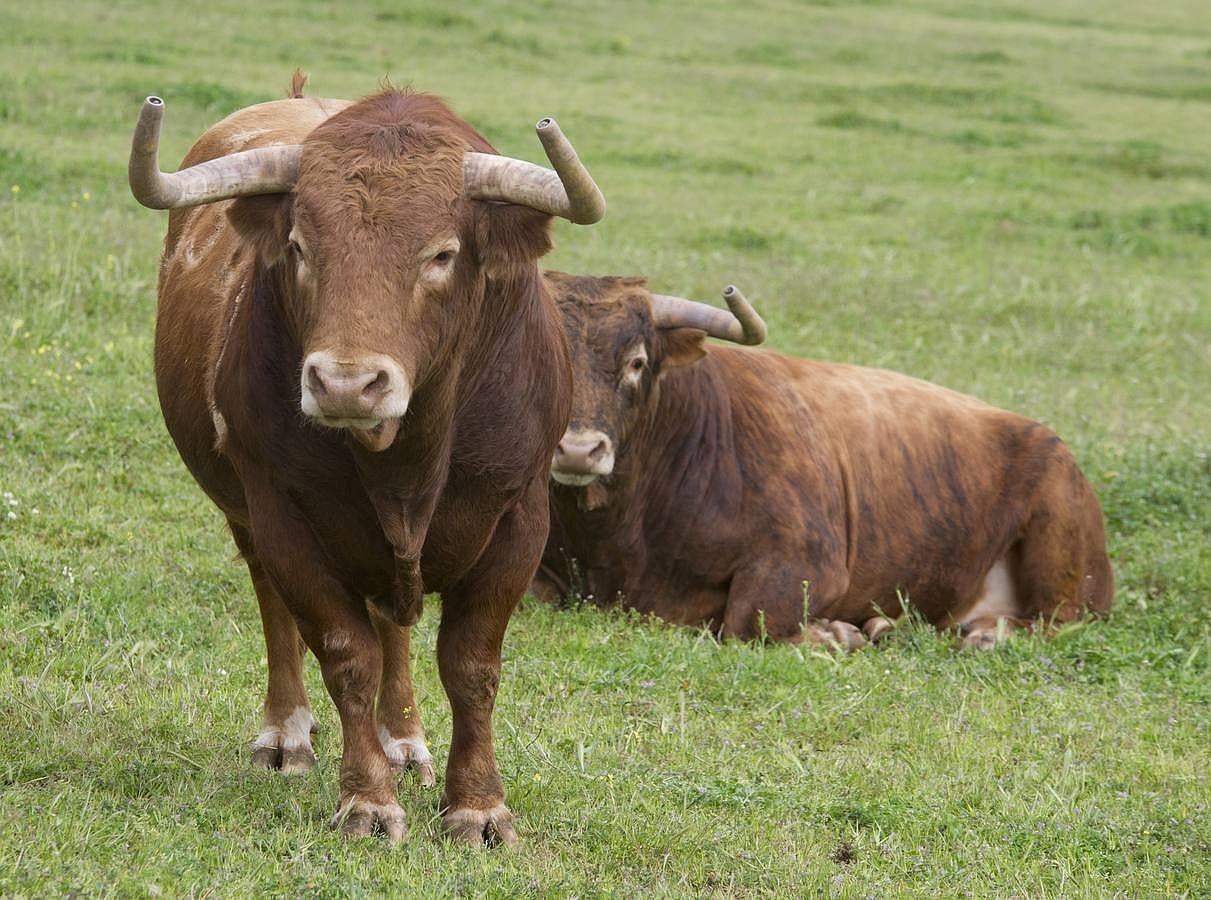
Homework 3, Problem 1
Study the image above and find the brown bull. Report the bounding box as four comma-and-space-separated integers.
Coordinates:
129, 82, 604, 845
533, 273, 1113, 648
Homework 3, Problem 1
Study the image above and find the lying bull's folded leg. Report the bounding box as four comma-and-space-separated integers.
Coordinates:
723, 556, 858, 648
369, 606, 435, 787
229, 519, 317, 774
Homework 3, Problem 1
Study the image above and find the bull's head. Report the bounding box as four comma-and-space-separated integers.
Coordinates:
545, 273, 765, 486
129, 91, 604, 451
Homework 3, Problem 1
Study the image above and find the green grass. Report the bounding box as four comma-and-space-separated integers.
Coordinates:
2, 0, 1209, 894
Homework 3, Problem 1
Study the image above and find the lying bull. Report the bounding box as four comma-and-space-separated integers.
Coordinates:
129, 81, 604, 845
533, 272, 1113, 648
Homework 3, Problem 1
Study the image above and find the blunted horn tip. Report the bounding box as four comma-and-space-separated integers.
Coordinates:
128, 93, 302, 210
534, 116, 606, 225
721, 284, 767, 345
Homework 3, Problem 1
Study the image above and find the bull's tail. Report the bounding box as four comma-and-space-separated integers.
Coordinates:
287, 69, 308, 99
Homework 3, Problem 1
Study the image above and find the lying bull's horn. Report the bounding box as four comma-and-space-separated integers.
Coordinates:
463, 117, 605, 225
129, 96, 302, 209
650, 284, 767, 345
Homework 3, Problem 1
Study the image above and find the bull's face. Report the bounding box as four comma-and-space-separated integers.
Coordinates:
128, 90, 605, 453
547, 275, 708, 486
546, 273, 767, 486
272, 115, 475, 452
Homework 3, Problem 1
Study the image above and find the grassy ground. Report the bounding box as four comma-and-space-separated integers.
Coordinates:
2, 0, 1209, 895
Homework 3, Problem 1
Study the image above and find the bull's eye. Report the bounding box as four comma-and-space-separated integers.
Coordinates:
432, 249, 456, 265
629, 358, 645, 373
287, 239, 302, 258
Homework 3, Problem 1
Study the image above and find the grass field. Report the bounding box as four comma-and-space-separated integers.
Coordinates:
2, 0, 1209, 894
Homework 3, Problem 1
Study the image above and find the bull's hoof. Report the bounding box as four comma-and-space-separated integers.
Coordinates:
960, 627, 1002, 651
803, 619, 866, 651
441, 802, 517, 848
862, 616, 895, 643
251, 742, 316, 774
252, 710, 317, 774
960, 618, 1014, 650
379, 728, 437, 787
330, 796, 408, 843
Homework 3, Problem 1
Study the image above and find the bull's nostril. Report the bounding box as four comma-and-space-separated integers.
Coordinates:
587, 441, 607, 463
363, 370, 390, 399
306, 365, 326, 396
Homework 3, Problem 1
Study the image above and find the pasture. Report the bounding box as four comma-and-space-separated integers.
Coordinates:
1, 0, 1208, 894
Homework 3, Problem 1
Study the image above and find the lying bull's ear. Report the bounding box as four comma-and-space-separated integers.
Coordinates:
660, 327, 708, 370
474, 203, 553, 274
227, 194, 294, 264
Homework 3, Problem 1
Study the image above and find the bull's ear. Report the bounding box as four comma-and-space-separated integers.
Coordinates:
660, 327, 708, 370
227, 194, 293, 264
475, 203, 553, 274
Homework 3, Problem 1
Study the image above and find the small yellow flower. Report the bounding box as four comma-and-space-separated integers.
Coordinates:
81, 191, 91, 201
532, 773, 541, 782
9, 185, 18, 194
70, 201, 78, 209
104, 341, 115, 353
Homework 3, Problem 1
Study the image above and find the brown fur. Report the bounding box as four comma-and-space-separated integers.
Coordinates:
152, 89, 571, 843
536, 272, 1113, 645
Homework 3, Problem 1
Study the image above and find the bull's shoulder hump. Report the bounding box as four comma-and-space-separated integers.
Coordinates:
182, 97, 353, 165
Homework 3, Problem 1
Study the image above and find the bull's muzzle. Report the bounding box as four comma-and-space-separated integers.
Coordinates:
300, 351, 410, 451
550, 429, 614, 486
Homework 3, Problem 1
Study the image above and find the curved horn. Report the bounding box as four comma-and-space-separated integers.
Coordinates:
129, 96, 302, 209
463, 117, 605, 224
650, 285, 767, 345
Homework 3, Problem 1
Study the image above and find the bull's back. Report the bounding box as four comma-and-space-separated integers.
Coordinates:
709, 349, 1106, 622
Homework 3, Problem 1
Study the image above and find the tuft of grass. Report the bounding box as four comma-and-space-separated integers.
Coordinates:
817, 109, 905, 133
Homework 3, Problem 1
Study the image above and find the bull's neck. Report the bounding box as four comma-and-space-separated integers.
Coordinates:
615, 355, 739, 534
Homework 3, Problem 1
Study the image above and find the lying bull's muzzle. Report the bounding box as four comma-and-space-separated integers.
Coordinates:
550, 429, 614, 485
300, 351, 410, 451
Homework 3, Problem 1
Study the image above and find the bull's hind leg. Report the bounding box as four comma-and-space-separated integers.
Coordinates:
1008, 465, 1114, 631
229, 520, 316, 773
369, 606, 435, 787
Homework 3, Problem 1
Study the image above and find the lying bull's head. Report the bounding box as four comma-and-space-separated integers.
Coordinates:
544, 272, 766, 486
130, 91, 603, 451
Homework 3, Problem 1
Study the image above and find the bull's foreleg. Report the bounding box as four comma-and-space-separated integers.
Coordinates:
369, 606, 435, 787
229, 520, 316, 773
242, 480, 406, 842
724, 556, 861, 648
435, 481, 548, 848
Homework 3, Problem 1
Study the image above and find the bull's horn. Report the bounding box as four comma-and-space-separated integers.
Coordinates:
650, 284, 767, 345
129, 96, 302, 209
463, 117, 605, 225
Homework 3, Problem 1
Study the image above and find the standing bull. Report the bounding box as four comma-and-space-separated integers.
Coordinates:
534, 273, 1113, 648
129, 84, 604, 845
